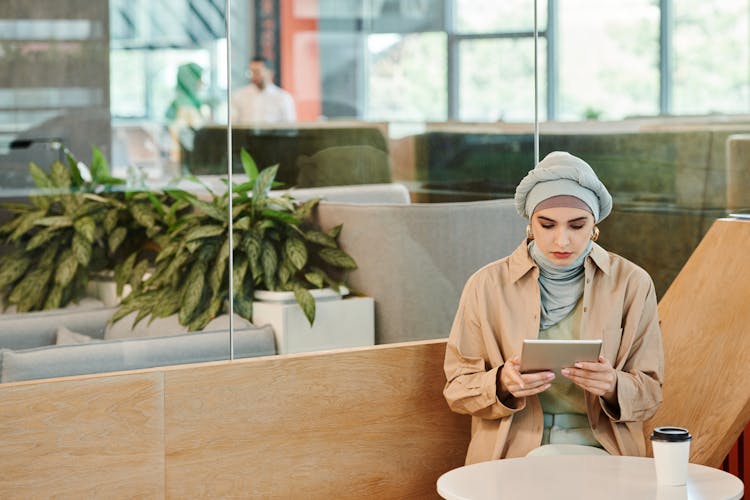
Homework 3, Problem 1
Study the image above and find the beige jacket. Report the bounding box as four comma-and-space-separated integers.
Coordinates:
444, 240, 664, 464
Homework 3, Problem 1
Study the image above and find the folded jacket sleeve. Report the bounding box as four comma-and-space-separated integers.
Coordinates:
443, 275, 525, 420
600, 274, 664, 422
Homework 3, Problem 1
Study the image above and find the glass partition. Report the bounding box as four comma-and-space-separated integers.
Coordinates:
540, 0, 746, 299
0, 0, 234, 383
1, 0, 748, 382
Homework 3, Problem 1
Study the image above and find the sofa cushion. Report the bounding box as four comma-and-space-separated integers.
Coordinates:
56, 326, 97, 345
105, 312, 189, 340
281, 183, 411, 204
0, 325, 276, 383
104, 313, 254, 340
0, 304, 116, 350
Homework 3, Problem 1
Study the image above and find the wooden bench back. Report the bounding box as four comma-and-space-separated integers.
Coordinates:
0, 339, 469, 498
645, 218, 750, 467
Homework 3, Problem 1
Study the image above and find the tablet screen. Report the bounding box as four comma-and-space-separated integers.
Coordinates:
520, 339, 603, 375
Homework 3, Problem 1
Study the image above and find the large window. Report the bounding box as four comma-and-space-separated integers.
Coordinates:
672, 0, 750, 115
458, 37, 544, 122
366, 32, 447, 122
363, 0, 545, 122
556, 0, 659, 120
359, 0, 750, 122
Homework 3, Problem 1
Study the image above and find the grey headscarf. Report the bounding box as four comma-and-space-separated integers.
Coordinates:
514, 151, 612, 223
529, 239, 592, 330
515, 151, 610, 329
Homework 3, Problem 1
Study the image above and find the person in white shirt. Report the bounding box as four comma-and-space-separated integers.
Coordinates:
230, 56, 296, 124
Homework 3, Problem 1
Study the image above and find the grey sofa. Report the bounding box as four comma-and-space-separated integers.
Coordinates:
0, 305, 275, 383
315, 198, 526, 345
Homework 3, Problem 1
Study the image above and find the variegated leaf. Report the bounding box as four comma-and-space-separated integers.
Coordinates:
39, 241, 61, 268
191, 199, 228, 222
108, 226, 127, 253
29, 162, 53, 189
103, 208, 119, 233
294, 287, 315, 326
155, 241, 179, 263
310, 266, 338, 289
319, 248, 358, 270
12, 268, 51, 312
188, 294, 223, 332
29, 194, 51, 211
304, 271, 325, 289
130, 202, 157, 228
234, 216, 251, 230
74, 216, 96, 243
260, 209, 300, 226
232, 259, 249, 293
115, 251, 137, 296
34, 215, 73, 228
50, 161, 71, 188
179, 261, 206, 325
0, 256, 31, 289
252, 165, 279, 207
26, 227, 58, 251
278, 262, 291, 286
10, 210, 47, 241
130, 258, 151, 294
267, 196, 296, 213
186, 240, 203, 254
72, 232, 92, 266
185, 224, 225, 241
304, 230, 337, 249
55, 251, 79, 287
233, 291, 253, 322
295, 197, 320, 219
208, 237, 230, 294
44, 285, 63, 310
133, 308, 152, 327
261, 240, 278, 290
244, 231, 262, 262
284, 237, 307, 270
327, 224, 343, 239
151, 288, 182, 318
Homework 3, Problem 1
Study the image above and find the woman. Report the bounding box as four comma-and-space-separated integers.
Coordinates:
165, 62, 208, 168
443, 151, 663, 464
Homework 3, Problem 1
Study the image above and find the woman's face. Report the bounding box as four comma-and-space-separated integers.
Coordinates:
530, 206, 595, 266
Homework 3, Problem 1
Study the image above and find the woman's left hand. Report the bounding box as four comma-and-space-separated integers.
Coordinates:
561, 356, 617, 401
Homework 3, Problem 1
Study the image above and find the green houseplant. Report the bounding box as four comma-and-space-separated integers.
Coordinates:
0, 148, 176, 312
111, 150, 357, 331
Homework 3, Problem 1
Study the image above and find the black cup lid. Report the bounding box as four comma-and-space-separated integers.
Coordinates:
651, 426, 692, 442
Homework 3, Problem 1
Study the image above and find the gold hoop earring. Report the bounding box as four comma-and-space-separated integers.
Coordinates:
591, 226, 600, 241
526, 225, 534, 240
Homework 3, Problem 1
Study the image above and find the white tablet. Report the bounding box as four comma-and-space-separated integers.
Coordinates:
520, 339, 603, 375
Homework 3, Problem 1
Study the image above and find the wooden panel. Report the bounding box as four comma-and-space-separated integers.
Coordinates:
164, 339, 469, 499
645, 218, 750, 467
0, 373, 165, 499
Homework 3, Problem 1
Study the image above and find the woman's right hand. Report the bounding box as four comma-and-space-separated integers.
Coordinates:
498, 356, 555, 398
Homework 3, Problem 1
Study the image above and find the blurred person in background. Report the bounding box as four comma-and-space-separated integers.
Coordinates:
231, 56, 296, 124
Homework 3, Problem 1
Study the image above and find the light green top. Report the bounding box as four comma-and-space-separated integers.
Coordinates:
537, 299, 601, 447
537, 299, 587, 415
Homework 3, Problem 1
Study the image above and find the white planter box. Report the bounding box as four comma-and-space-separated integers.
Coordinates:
252, 296, 374, 354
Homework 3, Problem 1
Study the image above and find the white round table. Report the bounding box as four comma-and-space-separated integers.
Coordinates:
437, 455, 743, 500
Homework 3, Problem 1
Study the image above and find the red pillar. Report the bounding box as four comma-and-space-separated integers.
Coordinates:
280, 0, 321, 121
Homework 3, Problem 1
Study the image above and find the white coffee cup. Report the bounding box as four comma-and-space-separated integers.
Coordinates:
650, 426, 692, 486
